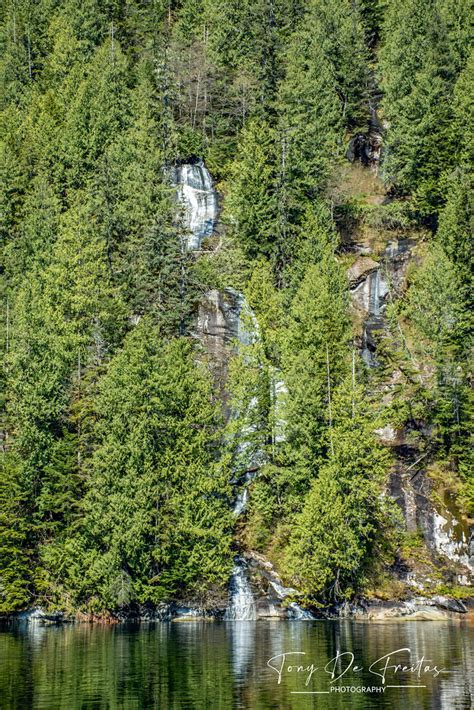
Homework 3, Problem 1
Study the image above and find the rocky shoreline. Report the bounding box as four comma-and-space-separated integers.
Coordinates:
2, 594, 472, 625
3, 547, 471, 625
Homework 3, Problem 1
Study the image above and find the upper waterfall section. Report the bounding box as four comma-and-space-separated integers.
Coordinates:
170, 159, 218, 250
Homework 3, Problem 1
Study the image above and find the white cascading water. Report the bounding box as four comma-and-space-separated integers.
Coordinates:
270, 370, 287, 446
369, 269, 381, 316
226, 294, 311, 617
171, 160, 218, 250
350, 266, 388, 315
177, 161, 310, 619
226, 299, 263, 615
231, 297, 261, 518
269, 581, 315, 620
172, 164, 259, 617
232, 485, 249, 517
287, 603, 315, 620
432, 511, 473, 573
224, 560, 257, 621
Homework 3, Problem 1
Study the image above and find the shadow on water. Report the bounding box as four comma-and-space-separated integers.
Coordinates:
0, 620, 472, 709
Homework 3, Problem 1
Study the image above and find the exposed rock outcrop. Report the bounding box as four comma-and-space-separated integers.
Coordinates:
340, 597, 469, 621
347, 256, 380, 288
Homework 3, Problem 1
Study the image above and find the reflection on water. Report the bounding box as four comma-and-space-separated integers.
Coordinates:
0, 620, 472, 709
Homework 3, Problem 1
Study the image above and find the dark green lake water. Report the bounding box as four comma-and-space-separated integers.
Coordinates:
0, 620, 472, 709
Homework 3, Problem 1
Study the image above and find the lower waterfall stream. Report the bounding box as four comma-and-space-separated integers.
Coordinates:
224, 559, 257, 621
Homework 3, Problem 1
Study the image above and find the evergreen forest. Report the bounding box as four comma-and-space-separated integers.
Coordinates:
0, 0, 472, 617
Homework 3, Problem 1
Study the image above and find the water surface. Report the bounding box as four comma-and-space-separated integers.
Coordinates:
0, 620, 472, 709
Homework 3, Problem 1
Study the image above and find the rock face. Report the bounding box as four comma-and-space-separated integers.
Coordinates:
245, 551, 316, 620
341, 597, 468, 621
349, 256, 387, 366
170, 158, 218, 250
348, 257, 387, 319
346, 129, 382, 168
347, 226, 473, 585
10, 608, 70, 624
195, 288, 256, 414
349, 238, 417, 366
347, 256, 380, 288
196, 289, 253, 358
430, 502, 473, 573
346, 90, 383, 169
388, 451, 473, 582
349, 239, 415, 320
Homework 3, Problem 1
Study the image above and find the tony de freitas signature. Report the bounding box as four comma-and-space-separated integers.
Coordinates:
267, 648, 448, 687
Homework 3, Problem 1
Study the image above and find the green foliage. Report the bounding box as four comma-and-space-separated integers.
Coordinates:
283, 380, 395, 602
204, 0, 301, 110
0, 454, 32, 611
2, 196, 126, 607
245, 259, 285, 362
48, 327, 232, 609
241, 237, 351, 544
278, 19, 342, 221
0, 0, 470, 615
223, 0, 366, 270
451, 50, 474, 167
225, 118, 279, 262
405, 245, 465, 351
282, 242, 350, 475
380, 0, 471, 217
302, 0, 370, 129
437, 168, 473, 306
403, 244, 472, 488
356, 0, 384, 47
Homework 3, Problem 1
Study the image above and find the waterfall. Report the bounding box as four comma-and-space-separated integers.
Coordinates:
361, 316, 383, 368
358, 267, 388, 366
367, 269, 388, 316
224, 559, 257, 620
269, 580, 295, 597
431, 511, 473, 574
268, 580, 315, 620
287, 603, 315, 620
196, 288, 262, 517
230, 294, 262, 517
234, 291, 259, 347
369, 270, 381, 316
271, 371, 287, 445
232, 485, 249, 517
171, 159, 218, 250
220, 296, 259, 617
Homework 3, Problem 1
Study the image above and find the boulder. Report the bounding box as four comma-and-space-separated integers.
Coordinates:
347, 257, 380, 288
432, 596, 467, 614
346, 597, 468, 621
15, 608, 69, 623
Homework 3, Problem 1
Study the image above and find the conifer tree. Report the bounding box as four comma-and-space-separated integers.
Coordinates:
58, 326, 232, 610
437, 169, 473, 307
2, 198, 126, 606
59, 38, 130, 191
278, 242, 350, 508
283, 379, 393, 602
380, 0, 470, 215
0, 454, 32, 611
405, 245, 471, 466
304, 0, 370, 128
278, 21, 341, 225
225, 118, 279, 261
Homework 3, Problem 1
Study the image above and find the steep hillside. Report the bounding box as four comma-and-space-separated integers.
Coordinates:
1, 0, 472, 619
